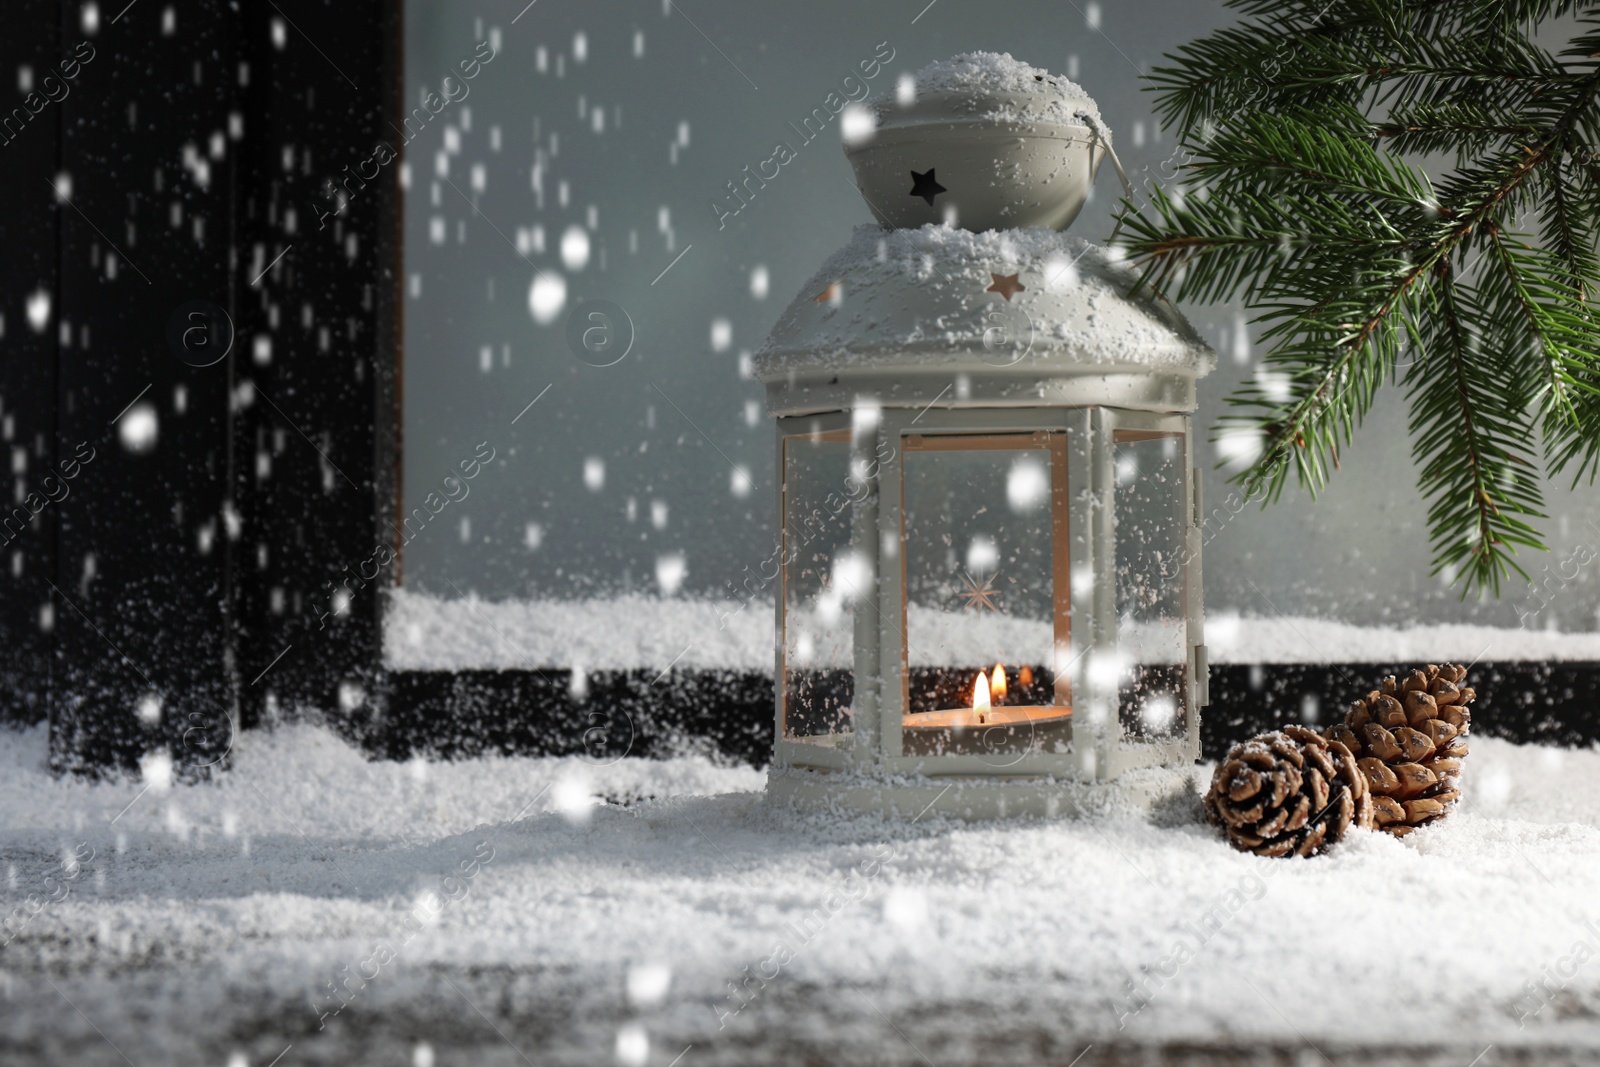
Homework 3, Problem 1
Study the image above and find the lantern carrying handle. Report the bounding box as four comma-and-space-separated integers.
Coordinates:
1077, 110, 1134, 242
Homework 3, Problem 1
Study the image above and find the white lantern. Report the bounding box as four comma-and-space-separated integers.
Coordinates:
755, 54, 1217, 818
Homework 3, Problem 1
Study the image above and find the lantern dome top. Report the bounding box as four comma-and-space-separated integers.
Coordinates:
752, 224, 1216, 400
846, 53, 1111, 232
868, 51, 1102, 128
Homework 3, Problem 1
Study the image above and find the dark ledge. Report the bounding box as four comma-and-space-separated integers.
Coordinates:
356, 661, 1600, 768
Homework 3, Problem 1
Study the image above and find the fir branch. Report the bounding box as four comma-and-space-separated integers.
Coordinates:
1485, 228, 1600, 483
1149, 4, 1575, 135
1407, 262, 1546, 595
1537, 155, 1600, 300
1123, 0, 1600, 595
1374, 102, 1544, 159
1478, 226, 1586, 433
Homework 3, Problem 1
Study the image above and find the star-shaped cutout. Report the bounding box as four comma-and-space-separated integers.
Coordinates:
987, 273, 1026, 302
814, 281, 842, 305
909, 168, 947, 206
959, 571, 1002, 615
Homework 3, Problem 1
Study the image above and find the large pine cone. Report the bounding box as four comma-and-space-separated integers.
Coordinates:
1327, 664, 1472, 837
1205, 725, 1373, 857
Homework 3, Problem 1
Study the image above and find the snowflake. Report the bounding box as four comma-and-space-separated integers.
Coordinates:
959, 570, 1002, 614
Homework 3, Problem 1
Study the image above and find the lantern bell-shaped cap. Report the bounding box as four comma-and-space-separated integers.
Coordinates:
846, 52, 1111, 233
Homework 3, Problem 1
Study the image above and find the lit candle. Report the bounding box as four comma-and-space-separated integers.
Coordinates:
900, 661, 1072, 755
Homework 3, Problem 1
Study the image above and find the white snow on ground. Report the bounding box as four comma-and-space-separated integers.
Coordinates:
4, 718, 1600, 1064
385, 589, 776, 672
0, 721, 765, 846
1201, 610, 1600, 666
386, 588, 1600, 670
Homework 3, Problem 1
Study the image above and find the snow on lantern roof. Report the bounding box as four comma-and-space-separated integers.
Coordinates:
752, 223, 1216, 384
869, 51, 1103, 128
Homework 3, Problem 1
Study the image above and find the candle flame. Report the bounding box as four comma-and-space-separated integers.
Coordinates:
973, 671, 991, 711
1019, 665, 1034, 688
990, 663, 1007, 702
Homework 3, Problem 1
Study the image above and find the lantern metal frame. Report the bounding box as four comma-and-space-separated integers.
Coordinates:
770, 395, 1207, 810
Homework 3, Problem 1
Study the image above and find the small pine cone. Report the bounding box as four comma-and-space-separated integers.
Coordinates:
1205, 725, 1374, 857
1327, 664, 1473, 837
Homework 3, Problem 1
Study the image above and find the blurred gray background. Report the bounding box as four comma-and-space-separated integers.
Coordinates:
400, 0, 1600, 631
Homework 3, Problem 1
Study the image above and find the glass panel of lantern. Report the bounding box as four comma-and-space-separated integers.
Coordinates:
781, 431, 857, 747
1112, 432, 1189, 741
899, 432, 1073, 758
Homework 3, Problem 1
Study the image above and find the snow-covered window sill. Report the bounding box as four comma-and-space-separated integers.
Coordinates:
385, 588, 1600, 672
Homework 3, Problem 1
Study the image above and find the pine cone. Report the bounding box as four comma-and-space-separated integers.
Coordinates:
1327, 664, 1472, 837
1205, 725, 1373, 857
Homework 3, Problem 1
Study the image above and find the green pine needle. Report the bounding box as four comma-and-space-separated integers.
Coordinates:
1120, 0, 1600, 598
